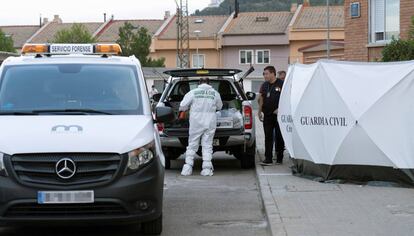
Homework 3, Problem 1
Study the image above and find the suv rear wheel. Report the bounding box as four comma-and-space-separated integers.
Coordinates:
164, 148, 182, 170
240, 142, 256, 169
141, 214, 163, 235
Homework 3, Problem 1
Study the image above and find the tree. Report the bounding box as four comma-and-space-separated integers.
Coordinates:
52, 23, 96, 43
117, 22, 165, 67
0, 29, 16, 53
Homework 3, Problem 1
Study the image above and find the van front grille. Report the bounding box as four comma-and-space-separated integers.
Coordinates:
10, 153, 122, 186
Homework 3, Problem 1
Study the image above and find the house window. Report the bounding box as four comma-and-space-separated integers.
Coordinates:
240, 50, 253, 64
256, 50, 270, 64
192, 54, 205, 68
370, 0, 400, 43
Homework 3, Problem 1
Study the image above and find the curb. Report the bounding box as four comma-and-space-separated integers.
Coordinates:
254, 151, 287, 236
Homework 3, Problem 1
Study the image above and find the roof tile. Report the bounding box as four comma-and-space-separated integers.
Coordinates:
97, 20, 164, 43
293, 6, 344, 29
224, 12, 293, 35
159, 15, 228, 39
29, 22, 103, 43
0, 25, 40, 47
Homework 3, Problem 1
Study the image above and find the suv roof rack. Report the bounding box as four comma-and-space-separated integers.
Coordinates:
163, 68, 242, 77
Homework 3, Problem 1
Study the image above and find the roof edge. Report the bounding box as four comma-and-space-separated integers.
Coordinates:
25, 21, 52, 44
93, 20, 113, 38
289, 4, 303, 27
298, 40, 344, 52
218, 12, 235, 35
154, 14, 175, 37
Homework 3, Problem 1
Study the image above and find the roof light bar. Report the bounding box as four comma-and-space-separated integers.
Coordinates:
21, 43, 122, 55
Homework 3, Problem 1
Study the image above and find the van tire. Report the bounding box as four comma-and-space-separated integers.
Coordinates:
240, 143, 256, 169
141, 214, 163, 235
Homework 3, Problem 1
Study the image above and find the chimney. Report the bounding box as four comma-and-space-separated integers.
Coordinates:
53, 14, 62, 23
164, 11, 171, 20
303, 0, 310, 7
291, 3, 298, 13
43, 17, 49, 25
233, 0, 239, 19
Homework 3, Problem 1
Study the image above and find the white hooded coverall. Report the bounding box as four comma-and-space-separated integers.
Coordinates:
179, 83, 223, 170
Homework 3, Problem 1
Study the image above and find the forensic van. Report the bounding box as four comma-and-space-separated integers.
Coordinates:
0, 43, 174, 235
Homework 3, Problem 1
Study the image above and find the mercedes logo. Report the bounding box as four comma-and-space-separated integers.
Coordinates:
55, 158, 76, 179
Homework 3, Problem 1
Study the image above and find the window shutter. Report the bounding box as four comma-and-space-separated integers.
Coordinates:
374, 0, 385, 33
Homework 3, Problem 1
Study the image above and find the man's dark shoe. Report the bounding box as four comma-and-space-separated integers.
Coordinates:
260, 160, 273, 166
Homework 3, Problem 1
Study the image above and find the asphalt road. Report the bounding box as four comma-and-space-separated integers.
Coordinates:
0, 153, 269, 236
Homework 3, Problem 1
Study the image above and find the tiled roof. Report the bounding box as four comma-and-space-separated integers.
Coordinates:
0, 25, 40, 48
224, 12, 293, 35
29, 22, 103, 43
293, 6, 344, 29
159, 15, 228, 39
97, 20, 164, 43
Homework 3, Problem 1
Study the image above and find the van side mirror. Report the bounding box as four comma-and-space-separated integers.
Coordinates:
246, 92, 256, 101
155, 107, 175, 123
152, 93, 162, 102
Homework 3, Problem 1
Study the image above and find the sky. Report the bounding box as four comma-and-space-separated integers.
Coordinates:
0, 0, 211, 25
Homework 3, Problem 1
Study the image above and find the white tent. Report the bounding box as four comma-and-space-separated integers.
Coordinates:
278, 60, 414, 185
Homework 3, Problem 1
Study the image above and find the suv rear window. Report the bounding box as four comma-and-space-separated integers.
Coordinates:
168, 80, 238, 102
0, 64, 142, 115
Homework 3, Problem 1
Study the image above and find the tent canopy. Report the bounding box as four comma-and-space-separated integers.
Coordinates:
278, 60, 414, 185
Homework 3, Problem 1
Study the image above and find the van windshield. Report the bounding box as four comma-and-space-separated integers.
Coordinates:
0, 64, 142, 115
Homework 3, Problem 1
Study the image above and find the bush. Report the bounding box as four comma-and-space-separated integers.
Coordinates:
382, 38, 414, 62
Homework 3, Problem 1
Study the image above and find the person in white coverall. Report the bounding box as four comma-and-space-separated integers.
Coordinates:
179, 78, 223, 176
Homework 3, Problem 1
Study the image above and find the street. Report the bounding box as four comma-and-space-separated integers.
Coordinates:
0, 154, 269, 236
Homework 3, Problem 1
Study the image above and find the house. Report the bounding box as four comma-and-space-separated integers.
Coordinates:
344, 0, 414, 61
152, 15, 228, 69
220, 11, 294, 95
0, 25, 41, 52
289, 3, 345, 64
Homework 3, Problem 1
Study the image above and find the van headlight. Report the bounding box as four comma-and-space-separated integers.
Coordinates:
0, 153, 7, 176
124, 142, 155, 175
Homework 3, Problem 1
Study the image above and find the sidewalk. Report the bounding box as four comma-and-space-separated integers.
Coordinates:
254, 120, 414, 236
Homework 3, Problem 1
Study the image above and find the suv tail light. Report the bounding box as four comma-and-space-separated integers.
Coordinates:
157, 123, 164, 132
243, 105, 253, 129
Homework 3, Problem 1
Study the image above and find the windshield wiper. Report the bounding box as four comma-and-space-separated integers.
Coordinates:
0, 111, 39, 115
32, 109, 113, 115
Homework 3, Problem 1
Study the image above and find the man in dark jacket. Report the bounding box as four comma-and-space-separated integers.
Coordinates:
258, 66, 285, 165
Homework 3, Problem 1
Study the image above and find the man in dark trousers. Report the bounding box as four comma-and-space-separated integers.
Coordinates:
258, 66, 285, 165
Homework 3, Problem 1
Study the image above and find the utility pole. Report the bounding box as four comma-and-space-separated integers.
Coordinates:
327, 0, 331, 59
176, 0, 190, 68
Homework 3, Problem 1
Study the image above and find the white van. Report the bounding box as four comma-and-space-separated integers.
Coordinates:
0, 44, 174, 235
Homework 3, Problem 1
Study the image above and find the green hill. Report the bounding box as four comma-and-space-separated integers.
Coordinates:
194, 0, 344, 15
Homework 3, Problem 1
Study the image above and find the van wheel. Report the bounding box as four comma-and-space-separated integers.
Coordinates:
141, 214, 162, 235
240, 142, 256, 169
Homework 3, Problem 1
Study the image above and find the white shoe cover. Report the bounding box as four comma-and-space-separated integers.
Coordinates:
181, 164, 193, 176
200, 168, 214, 176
